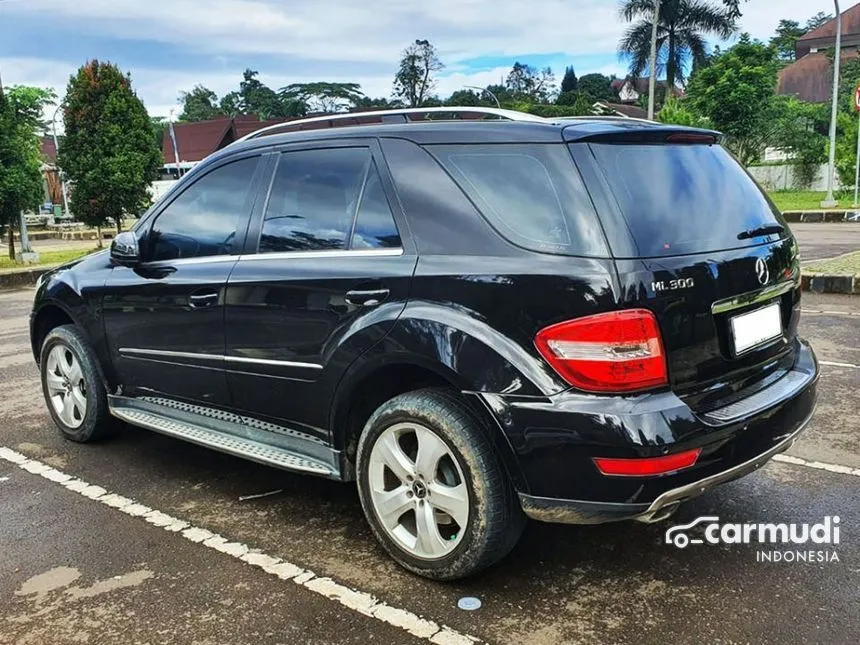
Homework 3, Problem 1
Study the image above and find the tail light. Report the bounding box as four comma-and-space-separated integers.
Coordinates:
534, 309, 668, 393
593, 448, 701, 477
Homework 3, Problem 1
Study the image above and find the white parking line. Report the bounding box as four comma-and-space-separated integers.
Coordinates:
819, 360, 860, 370
0, 446, 481, 645
801, 309, 860, 317
773, 454, 860, 478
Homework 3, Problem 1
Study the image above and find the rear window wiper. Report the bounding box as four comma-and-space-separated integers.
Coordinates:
737, 224, 784, 240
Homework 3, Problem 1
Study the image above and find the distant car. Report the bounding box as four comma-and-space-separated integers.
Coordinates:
30, 107, 819, 580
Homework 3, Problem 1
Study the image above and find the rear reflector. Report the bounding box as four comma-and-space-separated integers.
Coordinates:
534, 309, 668, 393
593, 449, 702, 477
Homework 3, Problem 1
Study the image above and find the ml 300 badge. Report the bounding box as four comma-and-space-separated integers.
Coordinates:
651, 278, 695, 292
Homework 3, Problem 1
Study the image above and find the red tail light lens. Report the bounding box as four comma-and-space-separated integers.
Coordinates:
534, 309, 668, 393
593, 448, 701, 477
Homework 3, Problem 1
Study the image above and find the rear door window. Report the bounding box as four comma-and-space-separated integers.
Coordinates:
429, 144, 608, 256
588, 143, 786, 257
260, 148, 369, 253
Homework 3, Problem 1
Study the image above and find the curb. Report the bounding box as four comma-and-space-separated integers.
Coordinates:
782, 211, 860, 223
0, 266, 53, 290
801, 273, 859, 295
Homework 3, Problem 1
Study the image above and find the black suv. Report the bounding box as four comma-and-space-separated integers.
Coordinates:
30, 108, 818, 580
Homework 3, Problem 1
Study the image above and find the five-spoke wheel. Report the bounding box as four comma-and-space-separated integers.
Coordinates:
40, 324, 113, 442
368, 422, 470, 560
357, 388, 524, 580
44, 344, 87, 428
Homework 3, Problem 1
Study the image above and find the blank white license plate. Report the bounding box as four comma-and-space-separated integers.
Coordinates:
730, 303, 782, 354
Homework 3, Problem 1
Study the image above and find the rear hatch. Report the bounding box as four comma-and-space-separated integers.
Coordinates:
567, 127, 801, 413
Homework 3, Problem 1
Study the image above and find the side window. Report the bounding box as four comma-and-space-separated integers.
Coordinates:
350, 161, 401, 249
148, 157, 259, 262
260, 148, 369, 253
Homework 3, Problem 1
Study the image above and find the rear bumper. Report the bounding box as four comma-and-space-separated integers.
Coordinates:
518, 409, 812, 525
480, 339, 819, 523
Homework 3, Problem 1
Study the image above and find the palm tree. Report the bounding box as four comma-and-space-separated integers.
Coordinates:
618, 0, 737, 102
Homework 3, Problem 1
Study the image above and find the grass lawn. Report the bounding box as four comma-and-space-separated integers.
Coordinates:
803, 251, 860, 275
768, 191, 853, 212
0, 247, 101, 272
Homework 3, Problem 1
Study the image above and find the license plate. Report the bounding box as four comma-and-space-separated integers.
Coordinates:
730, 303, 782, 354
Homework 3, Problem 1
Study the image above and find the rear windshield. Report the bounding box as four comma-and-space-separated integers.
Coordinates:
588, 143, 785, 257
429, 144, 608, 256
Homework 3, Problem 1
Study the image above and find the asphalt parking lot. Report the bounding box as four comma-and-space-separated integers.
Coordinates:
1, 292, 858, 644
792, 222, 860, 262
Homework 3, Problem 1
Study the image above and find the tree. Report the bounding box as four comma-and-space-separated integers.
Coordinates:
722, 0, 748, 20
555, 90, 594, 114
392, 39, 444, 107
770, 97, 828, 188
217, 70, 307, 119
0, 85, 54, 258
280, 82, 364, 113
219, 91, 243, 117
805, 12, 833, 32
619, 0, 737, 102
505, 62, 556, 103
150, 116, 168, 151
577, 73, 616, 102
770, 20, 805, 62
58, 60, 162, 237
178, 85, 221, 121
350, 96, 405, 110
560, 66, 578, 93
685, 37, 781, 164
444, 89, 494, 107
240, 69, 306, 118
657, 97, 711, 127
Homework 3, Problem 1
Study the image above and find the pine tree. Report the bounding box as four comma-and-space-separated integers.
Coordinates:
59, 60, 162, 235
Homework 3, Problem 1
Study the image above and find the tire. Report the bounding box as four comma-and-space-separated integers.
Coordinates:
356, 387, 525, 580
40, 324, 115, 442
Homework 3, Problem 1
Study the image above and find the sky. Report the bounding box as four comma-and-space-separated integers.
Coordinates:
0, 0, 839, 121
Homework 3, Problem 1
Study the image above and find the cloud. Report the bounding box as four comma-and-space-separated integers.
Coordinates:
0, 0, 838, 117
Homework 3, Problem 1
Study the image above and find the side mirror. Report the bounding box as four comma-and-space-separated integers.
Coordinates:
110, 232, 140, 266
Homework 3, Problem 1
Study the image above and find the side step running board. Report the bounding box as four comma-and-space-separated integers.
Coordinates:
109, 399, 338, 478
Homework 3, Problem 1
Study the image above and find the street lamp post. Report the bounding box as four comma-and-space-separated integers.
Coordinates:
823, 0, 842, 209
51, 103, 71, 218
463, 85, 501, 108
647, 0, 662, 121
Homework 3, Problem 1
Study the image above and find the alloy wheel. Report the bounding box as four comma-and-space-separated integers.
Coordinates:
367, 422, 470, 560
45, 344, 87, 429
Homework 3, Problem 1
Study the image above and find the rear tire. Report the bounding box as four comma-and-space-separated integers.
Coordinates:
40, 325, 115, 442
356, 387, 524, 580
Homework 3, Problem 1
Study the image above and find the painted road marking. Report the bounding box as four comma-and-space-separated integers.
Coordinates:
819, 360, 860, 370
0, 447, 480, 645
773, 454, 860, 478
801, 309, 860, 317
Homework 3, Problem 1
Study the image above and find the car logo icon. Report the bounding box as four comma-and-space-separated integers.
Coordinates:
755, 257, 769, 286
665, 516, 720, 549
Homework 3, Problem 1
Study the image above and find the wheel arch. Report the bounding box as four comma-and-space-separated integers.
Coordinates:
330, 354, 528, 492
31, 297, 117, 391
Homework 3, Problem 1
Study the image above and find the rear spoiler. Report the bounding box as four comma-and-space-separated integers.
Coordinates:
562, 122, 721, 145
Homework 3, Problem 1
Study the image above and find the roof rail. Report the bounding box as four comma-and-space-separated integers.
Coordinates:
555, 115, 656, 124
233, 106, 547, 145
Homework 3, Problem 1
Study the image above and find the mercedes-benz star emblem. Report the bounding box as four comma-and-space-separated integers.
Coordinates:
755, 257, 769, 286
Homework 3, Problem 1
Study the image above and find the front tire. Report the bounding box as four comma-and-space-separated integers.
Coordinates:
40, 325, 114, 442
356, 388, 524, 580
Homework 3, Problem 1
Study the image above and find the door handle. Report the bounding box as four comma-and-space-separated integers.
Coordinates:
345, 288, 390, 307
188, 291, 219, 308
